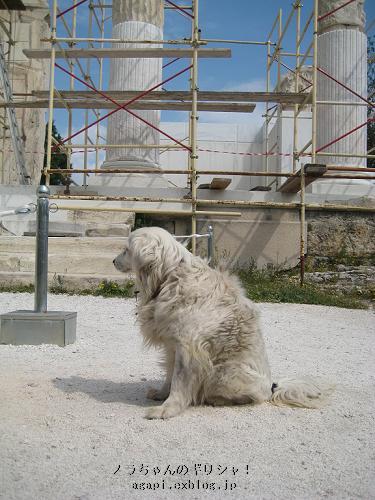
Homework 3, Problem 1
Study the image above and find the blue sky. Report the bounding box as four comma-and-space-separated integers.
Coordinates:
51, 0, 375, 144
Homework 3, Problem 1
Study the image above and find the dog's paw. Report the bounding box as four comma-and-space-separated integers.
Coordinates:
146, 387, 169, 401
145, 404, 182, 420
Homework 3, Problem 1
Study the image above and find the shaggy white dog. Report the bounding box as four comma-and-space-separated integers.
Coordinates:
114, 227, 332, 419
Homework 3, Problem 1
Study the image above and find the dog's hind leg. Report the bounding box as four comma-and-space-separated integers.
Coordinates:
145, 344, 205, 419
204, 362, 272, 407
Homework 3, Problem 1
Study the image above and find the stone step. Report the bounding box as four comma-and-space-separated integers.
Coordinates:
0, 271, 134, 292
0, 251, 123, 275
0, 236, 128, 253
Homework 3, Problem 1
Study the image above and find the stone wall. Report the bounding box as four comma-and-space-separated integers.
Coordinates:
0, 2, 49, 185
307, 212, 375, 258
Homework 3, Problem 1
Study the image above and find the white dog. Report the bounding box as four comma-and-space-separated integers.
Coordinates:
114, 227, 332, 419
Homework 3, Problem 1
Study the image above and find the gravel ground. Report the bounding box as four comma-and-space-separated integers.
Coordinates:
0, 292, 374, 500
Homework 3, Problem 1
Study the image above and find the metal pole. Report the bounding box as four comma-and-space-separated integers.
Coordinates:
265, 40, 271, 179
207, 224, 213, 267
45, 0, 58, 183
83, 1, 94, 188
34, 185, 50, 313
299, 164, 305, 286
275, 9, 282, 190
311, 0, 318, 163
293, 1, 301, 173
190, 0, 199, 254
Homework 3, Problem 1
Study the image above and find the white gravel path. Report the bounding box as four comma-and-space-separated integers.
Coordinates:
0, 292, 374, 500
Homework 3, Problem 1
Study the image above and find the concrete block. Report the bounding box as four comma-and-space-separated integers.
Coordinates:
197, 208, 305, 269
66, 209, 135, 226
85, 223, 130, 237
0, 310, 77, 346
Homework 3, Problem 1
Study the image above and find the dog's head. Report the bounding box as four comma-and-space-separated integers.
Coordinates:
113, 227, 192, 299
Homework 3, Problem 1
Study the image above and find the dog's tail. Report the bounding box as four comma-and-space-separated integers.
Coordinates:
269, 377, 334, 409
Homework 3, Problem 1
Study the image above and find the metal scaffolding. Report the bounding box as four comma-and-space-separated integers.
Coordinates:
1, 0, 374, 283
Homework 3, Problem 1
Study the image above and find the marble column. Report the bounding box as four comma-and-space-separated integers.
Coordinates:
102, 0, 164, 170
316, 0, 367, 168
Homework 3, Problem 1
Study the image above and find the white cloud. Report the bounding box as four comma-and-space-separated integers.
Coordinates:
221, 78, 267, 92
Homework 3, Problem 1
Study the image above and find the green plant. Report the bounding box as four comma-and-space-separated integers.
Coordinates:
0, 284, 34, 294
44, 121, 72, 186
237, 267, 368, 309
92, 280, 135, 298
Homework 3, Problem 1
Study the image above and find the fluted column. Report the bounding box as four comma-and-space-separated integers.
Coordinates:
103, 0, 164, 170
316, 0, 367, 168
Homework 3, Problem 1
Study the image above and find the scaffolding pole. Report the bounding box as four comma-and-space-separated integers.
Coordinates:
24, 0, 373, 280
190, 0, 199, 254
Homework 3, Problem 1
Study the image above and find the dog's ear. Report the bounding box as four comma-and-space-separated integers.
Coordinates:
130, 234, 162, 272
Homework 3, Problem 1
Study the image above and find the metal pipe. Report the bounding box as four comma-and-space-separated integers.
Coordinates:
279, 51, 311, 58
300, 164, 305, 285
42, 37, 194, 45
268, 5, 295, 69
327, 165, 375, 171
207, 224, 213, 266
267, 12, 280, 42
265, 40, 271, 178
320, 152, 375, 159
54, 205, 242, 217
293, 1, 301, 173
57, 0, 88, 18
297, 10, 314, 50
299, 139, 312, 157
49, 195, 375, 213
83, 1, 94, 187
317, 100, 368, 106
190, 0, 199, 254
48, 168, 295, 176
165, 0, 194, 19
67, 0, 77, 176
47, 168, 375, 179
200, 38, 275, 46
34, 185, 50, 313
44, 0, 58, 182
62, 144, 186, 149
296, 91, 312, 118
96, 2, 105, 174
295, 40, 313, 71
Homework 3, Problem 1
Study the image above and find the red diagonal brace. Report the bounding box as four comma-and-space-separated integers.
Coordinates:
57, 0, 89, 19
163, 57, 181, 69
317, 67, 375, 109
316, 117, 375, 153
165, 0, 194, 19
276, 59, 313, 87
318, 0, 356, 22
53, 63, 193, 152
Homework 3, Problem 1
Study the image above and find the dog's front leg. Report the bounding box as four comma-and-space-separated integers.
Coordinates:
146, 345, 199, 419
147, 347, 175, 401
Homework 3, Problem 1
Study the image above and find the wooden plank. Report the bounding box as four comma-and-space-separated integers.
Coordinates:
277, 164, 328, 193
23, 48, 232, 59
1, 101, 256, 112
32, 90, 309, 104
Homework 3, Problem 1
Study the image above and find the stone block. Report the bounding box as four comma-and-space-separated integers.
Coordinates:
85, 224, 130, 237
0, 310, 77, 346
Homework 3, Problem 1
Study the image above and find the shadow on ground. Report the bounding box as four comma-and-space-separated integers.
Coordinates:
53, 376, 163, 407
